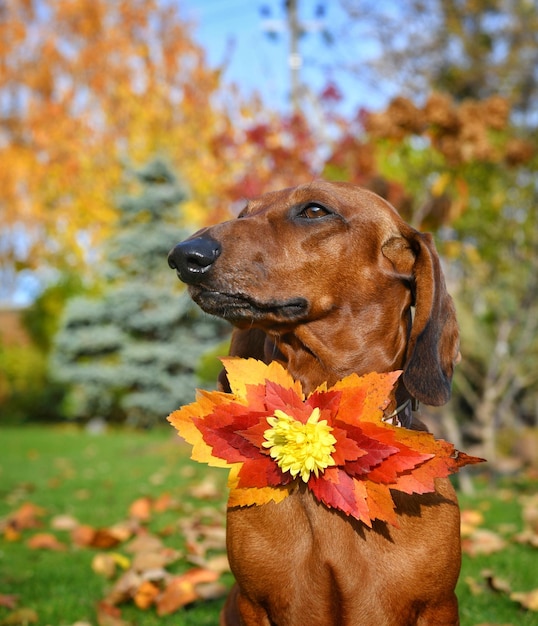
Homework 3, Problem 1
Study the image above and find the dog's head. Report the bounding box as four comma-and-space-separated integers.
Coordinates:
168, 181, 459, 405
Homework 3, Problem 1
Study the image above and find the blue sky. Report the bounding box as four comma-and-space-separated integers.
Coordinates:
180, 0, 392, 116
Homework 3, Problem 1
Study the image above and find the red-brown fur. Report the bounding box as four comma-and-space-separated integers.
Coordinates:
168, 182, 462, 625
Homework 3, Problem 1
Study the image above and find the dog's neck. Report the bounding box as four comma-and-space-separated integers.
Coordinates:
264, 323, 417, 428
264, 306, 412, 396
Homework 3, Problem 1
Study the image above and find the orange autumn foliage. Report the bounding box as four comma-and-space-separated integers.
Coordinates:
0, 0, 244, 288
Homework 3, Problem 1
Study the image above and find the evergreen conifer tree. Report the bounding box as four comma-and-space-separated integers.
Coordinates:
51, 159, 226, 426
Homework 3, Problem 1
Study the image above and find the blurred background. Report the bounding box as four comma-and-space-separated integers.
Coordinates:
1, 0, 537, 469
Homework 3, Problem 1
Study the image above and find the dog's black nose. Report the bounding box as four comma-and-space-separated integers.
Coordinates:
168, 236, 222, 284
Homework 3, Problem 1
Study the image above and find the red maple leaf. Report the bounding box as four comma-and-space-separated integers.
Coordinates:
310, 469, 371, 524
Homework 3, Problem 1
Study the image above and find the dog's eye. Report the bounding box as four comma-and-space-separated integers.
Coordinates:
299, 204, 331, 219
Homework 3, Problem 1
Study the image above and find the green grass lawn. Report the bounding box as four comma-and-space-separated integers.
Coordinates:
1, 425, 537, 625
0, 426, 230, 625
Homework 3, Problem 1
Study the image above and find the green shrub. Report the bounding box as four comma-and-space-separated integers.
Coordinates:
0, 345, 67, 423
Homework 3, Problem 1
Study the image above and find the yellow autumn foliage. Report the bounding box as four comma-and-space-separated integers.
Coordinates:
0, 0, 245, 292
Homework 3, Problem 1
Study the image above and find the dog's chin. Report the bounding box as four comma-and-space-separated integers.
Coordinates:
188, 286, 309, 325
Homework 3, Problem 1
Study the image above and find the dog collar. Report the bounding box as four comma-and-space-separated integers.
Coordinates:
382, 397, 419, 428
382, 398, 411, 427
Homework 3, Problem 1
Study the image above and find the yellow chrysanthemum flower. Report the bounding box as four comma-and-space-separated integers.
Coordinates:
262, 407, 336, 482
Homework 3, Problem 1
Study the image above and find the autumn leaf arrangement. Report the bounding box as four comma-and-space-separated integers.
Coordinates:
168, 358, 483, 527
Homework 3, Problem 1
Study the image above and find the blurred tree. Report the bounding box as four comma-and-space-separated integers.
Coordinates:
0, 0, 243, 301
21, 274, 86, 352
220, 110, 323, 200
451, 159, 538, 461
0, 342, 67, 424
341, 0, 538, 123
51, 160, 227, 427
0, 275, 84, 423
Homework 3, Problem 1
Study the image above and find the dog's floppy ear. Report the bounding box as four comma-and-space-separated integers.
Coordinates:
383, 231, 460, 406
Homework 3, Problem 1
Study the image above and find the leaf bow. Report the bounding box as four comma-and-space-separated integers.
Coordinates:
168, 358, 483, 527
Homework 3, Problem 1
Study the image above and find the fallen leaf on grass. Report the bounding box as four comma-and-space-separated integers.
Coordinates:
139, 568, 169, 583
128, 497, 153, 522
521, 494, 538, 533
152, 492, 176, 513
73, 526, 126, 549
2, 527, 21, 542
156, 568, 219, 616
131, 547, 180, 573
513, 528, 538, 548
481, 569, 512, 594
92, 528, 125, 549
0, 608, 38, 625
107, 521, 137, 543
50, 514, 79, 531
466, 568, 535, 616
5, 482, 36, 505
195, 582, 229, 601
75, 488, 91, 501
1, 503, 45, 533
156, 523, 176, 538
511, 588, 538, 611
105, 570, 144, 606
179, 513, 227, 560
156, 578, 197, 616
190, 477, 222, 500
462, 529, 506, 556
96, 601, 132, 626
92, 554, 120, 579
0, 595, 18, 610
187, 553, 230, 575
2, 486, 229, 619
465, 571, 511, 600
27, 533, 67, 551
460, 509, 484, 537
124, 533, 164, 555
514, 494, 538, 547
464, 576, 484, 596
71, 524, 97, 547
111, 552, 131, 570
133, 581, 160, 610
497, 522, 518, 536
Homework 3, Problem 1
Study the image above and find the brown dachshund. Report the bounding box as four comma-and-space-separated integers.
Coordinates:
168, 181, 462, 626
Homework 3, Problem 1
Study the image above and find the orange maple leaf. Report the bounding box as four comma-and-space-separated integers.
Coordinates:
168, 359, 484, 526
